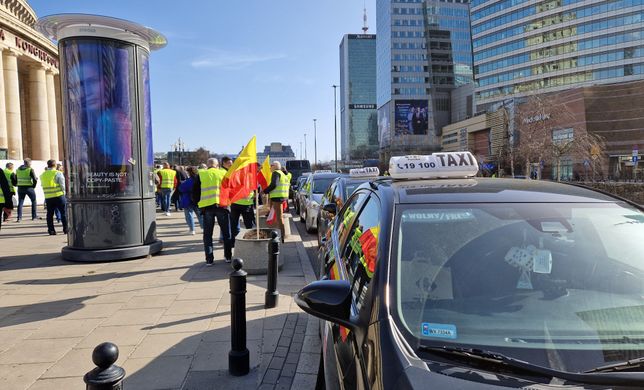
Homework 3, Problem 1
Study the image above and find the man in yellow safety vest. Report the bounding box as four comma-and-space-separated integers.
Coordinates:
158, 162, 177, 216
263, 161, 290, 242
16, 158, 39, 222
3, 162, 15, 222
0, 165, 13, 231
39, 159, 68, 235
193, 157, 233, 265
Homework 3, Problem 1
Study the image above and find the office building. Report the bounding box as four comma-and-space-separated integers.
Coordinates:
376, 0, 472, 160
257, 142, 296, 166
471, 0, 644, 109
0, 0, 62, 161
339, 34, 378, 161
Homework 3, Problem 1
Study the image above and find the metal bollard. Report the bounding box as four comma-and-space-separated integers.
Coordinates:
84, 342, 125, 390
229, 258, 249, 376
265, 230, 280, 309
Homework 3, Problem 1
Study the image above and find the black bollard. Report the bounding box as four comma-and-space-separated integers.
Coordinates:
265, 230, 280, 309
83, 342, 125, 390
229, 258, 249, 376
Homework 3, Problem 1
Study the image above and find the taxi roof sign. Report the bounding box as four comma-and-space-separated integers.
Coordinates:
349, 166, 380, 178
389, 152, 478, 179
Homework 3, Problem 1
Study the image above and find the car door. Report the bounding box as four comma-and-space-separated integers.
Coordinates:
321, 190, 369, 388
323, 191, 381, 389
336, 195, 381, 390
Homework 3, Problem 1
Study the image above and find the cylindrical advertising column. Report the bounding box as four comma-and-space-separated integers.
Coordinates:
36, 15, 166, 262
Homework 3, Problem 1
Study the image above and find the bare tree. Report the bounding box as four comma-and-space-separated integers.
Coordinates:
514, 94, 606, 181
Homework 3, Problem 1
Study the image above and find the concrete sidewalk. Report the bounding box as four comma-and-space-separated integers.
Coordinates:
0, 211, 320, 389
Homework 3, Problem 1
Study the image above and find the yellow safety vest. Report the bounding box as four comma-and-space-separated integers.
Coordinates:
16, 167, 33, 187
3, 168, 14, 193
159, 169, 176, 189
234, 191, 254, 206
198, 168, 223, 208
40, 170, 64, 199
286, 172, 292, 184
270, 171, 290, 199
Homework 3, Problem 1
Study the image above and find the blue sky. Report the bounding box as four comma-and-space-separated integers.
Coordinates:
30, 0, 377, 162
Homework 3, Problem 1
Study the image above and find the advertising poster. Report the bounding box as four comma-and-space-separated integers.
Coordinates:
63, 40, 139, 198
394, 100, 429, 136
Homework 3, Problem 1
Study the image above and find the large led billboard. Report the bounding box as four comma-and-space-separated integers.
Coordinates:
394, 100, 429, 136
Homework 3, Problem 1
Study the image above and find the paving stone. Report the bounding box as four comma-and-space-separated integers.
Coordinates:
281, 362, 297, 378
274, 346, 288, 358
129, 332, 201, 358
258, 384, 275, 390
292, 333, 305, 344
276, 376, 293, 390
289, 342, 303, 354
296, 352, 320, 375
268, 356, 285, 370
263, 368, 280, 385
285, 351, 300, 365
291, 372, 317, 389
122, 355, 193, 390
0, 337, 81, 364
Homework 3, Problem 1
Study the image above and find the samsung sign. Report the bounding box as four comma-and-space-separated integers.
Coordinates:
349, 104, 377, 109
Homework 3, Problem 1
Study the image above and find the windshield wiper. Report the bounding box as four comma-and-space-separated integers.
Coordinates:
418, 345, 644, 387
586, 356, 644, 373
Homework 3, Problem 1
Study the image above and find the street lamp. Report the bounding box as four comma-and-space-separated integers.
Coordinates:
304, 133, 307, 160
299, 141, 303, 159
172, 138, 186, 165
332, 85, 338, 172
313, 118, 317, 167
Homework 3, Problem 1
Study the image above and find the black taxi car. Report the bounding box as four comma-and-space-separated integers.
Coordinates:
295, 152, 644, 389
317, 167, 381, 246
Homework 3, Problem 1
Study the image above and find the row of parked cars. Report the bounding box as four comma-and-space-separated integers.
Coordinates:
291, 153, 644, 390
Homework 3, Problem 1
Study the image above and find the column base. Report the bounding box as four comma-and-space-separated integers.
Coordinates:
62, 240, 163, 262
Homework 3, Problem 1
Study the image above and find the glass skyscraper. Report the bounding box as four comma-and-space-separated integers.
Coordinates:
340, 34, 379, 161
472, 0, 644, 109
376, 0, 472, 158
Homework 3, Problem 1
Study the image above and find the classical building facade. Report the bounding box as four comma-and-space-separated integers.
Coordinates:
0, 0, 62, 161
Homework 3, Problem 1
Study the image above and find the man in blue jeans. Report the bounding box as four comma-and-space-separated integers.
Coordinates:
192, 158, 233, 264
15, 158, 38, 222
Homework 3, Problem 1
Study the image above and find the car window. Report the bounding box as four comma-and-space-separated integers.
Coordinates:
394, 202, 644, 371
325, 182, 337, 205
340, 196, 380, 312
332, 181, 342, 207
312, 177, 335, 194
335, 190, 369, 246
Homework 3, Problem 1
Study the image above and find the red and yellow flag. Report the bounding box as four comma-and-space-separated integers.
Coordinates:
257, 155, 271, 189
221, 136, 257, 205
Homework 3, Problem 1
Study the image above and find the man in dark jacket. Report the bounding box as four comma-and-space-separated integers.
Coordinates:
263, 161, 289, 242
0, 169, 14, 231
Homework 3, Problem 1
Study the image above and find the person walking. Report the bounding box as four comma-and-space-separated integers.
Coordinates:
3, 162, 16, 222
179, 166, 203, 235
0, 168, 13, 231
40, 159, 68, 235
16, 158, 38, 222
158, 162, 177, 216
193, 158, 233, 265
171, 165, 187, 212
263, 161, 289, 242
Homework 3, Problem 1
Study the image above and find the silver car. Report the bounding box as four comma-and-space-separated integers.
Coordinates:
300, 172, 342, 233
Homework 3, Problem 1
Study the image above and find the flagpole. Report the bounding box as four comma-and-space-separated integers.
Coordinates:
255, 190, 260, 239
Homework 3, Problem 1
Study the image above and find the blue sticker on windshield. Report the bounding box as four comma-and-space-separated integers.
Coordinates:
421, 323, 457, 339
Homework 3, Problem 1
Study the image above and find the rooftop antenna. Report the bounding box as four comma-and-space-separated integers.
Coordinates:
362, 1, 369, 33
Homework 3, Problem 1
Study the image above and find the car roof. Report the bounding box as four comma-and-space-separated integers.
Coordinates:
368, 178, 623, 204
311, 172, 345, 179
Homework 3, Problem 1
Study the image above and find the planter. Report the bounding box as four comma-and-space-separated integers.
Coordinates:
257, 212, 291, 237
234, 228, 284, 275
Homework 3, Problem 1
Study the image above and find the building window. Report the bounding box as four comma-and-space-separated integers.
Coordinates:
552, 127, 573, 144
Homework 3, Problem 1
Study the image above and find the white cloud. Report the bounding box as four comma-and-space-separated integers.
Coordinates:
190, 50, 286, 70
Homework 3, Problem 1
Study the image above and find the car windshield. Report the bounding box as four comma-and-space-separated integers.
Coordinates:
313, 178, 335, 194
395, 202, 644, 372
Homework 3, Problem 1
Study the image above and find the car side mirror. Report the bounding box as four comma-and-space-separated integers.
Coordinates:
295, 280, 354, 330
322, 203, 336, 215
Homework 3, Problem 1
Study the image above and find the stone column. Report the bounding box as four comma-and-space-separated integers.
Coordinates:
45, 70, 58, 160
0, 49, 7, 155
54, 74, 64, 158
3, 50, 22, 160
29, 65, 50, 161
